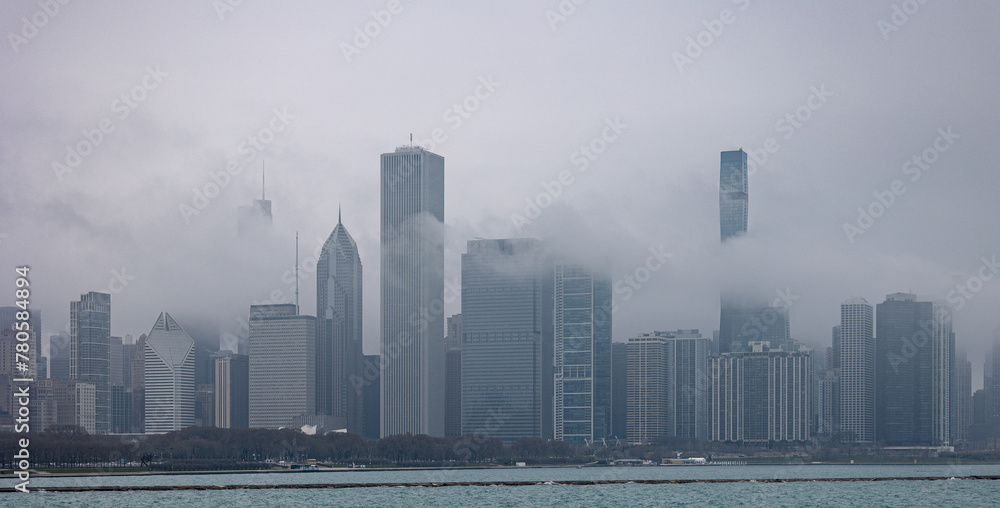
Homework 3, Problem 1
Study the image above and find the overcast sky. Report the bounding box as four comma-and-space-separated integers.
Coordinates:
2, 1, 998, 388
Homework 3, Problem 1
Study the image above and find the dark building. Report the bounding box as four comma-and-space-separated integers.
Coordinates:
462, 239, 553, 441
875, 293, 953, 446
445, 314, 462, 438
49, 332, 71, 380
611, 342, 627, 441
195, 384, 215, 427
954, 349, 972, 444
110, 384, 132, 434
362, 354, 380, 440
214, 353, 249, 429
71, 291, 111, 434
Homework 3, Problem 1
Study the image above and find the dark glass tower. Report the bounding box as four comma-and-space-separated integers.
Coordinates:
461, 239, 552, 440
719, 150, 748, 242
317, 209, 363, 434
70, 291, 111, 434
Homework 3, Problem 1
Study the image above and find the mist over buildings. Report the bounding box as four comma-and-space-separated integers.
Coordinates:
1, 1, 998, 391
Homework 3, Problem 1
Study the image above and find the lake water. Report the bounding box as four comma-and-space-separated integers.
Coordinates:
5, 464, 1000, 506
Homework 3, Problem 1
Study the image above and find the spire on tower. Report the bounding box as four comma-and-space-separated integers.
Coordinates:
338, 204, 342, 225
295, 231, 300, 314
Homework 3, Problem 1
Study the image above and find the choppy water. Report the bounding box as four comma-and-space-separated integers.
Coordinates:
5, 464, 1000, 507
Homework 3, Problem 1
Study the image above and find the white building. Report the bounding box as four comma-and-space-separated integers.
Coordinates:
144, 312, 195, 434
839, 298, 875, 443
249, 304, 315, 429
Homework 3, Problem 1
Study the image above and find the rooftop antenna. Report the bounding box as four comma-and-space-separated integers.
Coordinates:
409, 133, 413, 145
295, 231, 300, 314
338, 204, 342, 225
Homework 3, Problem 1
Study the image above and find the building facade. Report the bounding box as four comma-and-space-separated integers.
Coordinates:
840, 298, 875, 443
445, 314, 462, 438
380, 145, 445, 437
709, 341, 812, 443
214, 352, 249, 429
461, 239, 553, 440
70, 291, 111, 434
316, 210, 364, 433
248, 304, 315, 429
144, 312, 195, 434
554, 260, 612, 443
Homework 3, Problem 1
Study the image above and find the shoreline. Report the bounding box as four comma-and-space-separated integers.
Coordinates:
18, 461, 1000, 478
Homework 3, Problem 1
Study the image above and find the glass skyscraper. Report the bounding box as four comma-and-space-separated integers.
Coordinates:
554, 260, 612, 443
380, 145, 445, 437
317, 209, 363, 433
461, 238, 553, 440
70, 291, 111, 434
719, 149, 748, 242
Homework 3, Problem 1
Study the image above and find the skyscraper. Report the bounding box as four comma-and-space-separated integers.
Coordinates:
316, 209, 363, 433
143, 312, 195, 434
875, 293, 935, 445
70, 291, 111, 434
461, 239, 553, 440
214, 352, 249, 429
248, 304, 315, 429
237, 166, 272, 240
708, 341, 812, 443
627, 330, 710, 444
955, 349, 972, 443
554, 260, 612, 443
0, 307, 42, 377
444, 314, 462, 438
611, 342, 628, 441
839, 298, 875, 443
380, 145, 445, 437
719, 149, 748, 242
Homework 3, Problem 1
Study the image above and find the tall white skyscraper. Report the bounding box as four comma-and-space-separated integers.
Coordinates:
380, 145, 445, 437
143, 312, 195, 434
248, 304, 315, 429
317, 209, 363, 433
839, 298, 874, 443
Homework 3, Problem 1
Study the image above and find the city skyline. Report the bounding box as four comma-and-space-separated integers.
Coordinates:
3, 2, 999, 395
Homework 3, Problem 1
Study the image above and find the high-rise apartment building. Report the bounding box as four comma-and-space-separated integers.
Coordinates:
554, 260, 612, 443
839, 298, 875, 443
709, 341, 811, 443
317, 210, 363, 433
70, 291, 111, 434
380, 145, 445, 437
626, 330, 710, 444
611, 342, 628, 441
248, 304, 315, 429
461, 239, 552, 440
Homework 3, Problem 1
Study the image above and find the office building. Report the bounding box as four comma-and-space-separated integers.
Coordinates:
445, 314, 462, 438
144, 312, 196, 434
317, 210, 363, 433
215, 352, 249, 429
380, 145, 445, 437
611, 342, 627, 441
70, 291, 111, 434
362, 354, 381, 440
954, 349, 972, 443
461, 239, 553, 440
248, 304, 315, 429
554, 260, 612, 443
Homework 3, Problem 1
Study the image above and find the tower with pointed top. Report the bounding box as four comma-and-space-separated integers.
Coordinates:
143, 312, 195, 434
316, 211, 364, 433
237, 163, 273, 240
